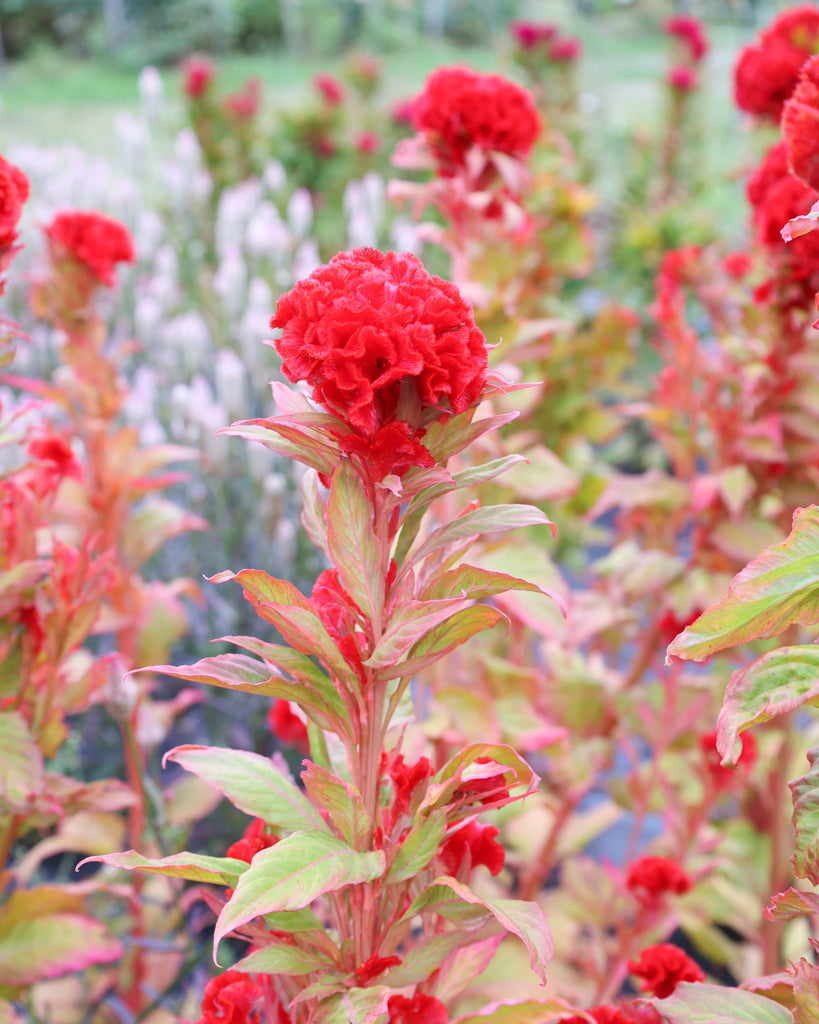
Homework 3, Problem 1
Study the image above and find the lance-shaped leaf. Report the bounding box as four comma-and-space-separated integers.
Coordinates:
420, 564, 566, 617
138, 654, 339, 731
793, 958, 819, 1024
405, 877, 552, 984
765, 887, 819, 921
716, 646, 819, 764
80, 850, 248, 886
302, 470, 331, 559
233, 943, 332, 976
314, 986, 392, 1024
219, 415, 344, 477
164, 746, 327, 834
365, 598, 473, 669
668, 506, 819, 662
209, 568, 312, 613
423, 410, 519, 464
327, 460, 384, 628
0, 711, 43, 811
388, 810, 447, 882
412, 505, 556, 564
0, 914, 121, 986
452, 1000, 583, 1024
790, 748, 819, 885
217, 635, 333, 692
214, 831, 385, 958
656, 981, 794, 1023
253, 603, 353, 680
386, 925, 502, 989
301, 763, 371, 848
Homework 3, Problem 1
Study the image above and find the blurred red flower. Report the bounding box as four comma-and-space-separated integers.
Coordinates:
0, 153, 29, 250
314, 73, 344, 105
439, 820, 505, 877
626, 855, 692, 908
668, 65, 697, 92
182, 55, 215, 99
628, 943, 705, 998
783, 54, 819, 191
45, 210, 135, 287
267, 699, 309, 752
665, 14, 709, 63
197, 970, 263, 1024
387, 993, 448, 1024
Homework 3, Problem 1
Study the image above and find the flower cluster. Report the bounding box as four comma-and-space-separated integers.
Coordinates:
412, 66, 541, 174
628, 943, 705, 998
783, 54, 819, 191
270, 247, 488, 439
182, 54, 216, 99
0, 152, 29, 252
197, 971, 263, 1024
314, 73, 345, 106
734, 5, 819, 120
625, 855, 692, 908
44, 210, 135, 288
509, 20, 558, 49
387, 993, 448, 1024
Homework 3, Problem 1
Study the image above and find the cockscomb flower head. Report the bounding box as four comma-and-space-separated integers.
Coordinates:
668, 65, 697, 92
665, 14, 708, 63
509, 20, 558, 49
197, 970, 263, 1024
412, 66, 540, 173
628, 943, 705, 998
270, 247, 488, 436
44, 210, 135, 288
0, 153, 29, 251
625, 855, 692, 908
314, 73, 344, 106
182, 55, 216, 100
783, 54, 819, 191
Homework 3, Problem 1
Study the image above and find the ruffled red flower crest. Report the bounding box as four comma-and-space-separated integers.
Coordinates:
226, 818, 278, 863
0, 153, 30, 251
665, 14, 709, 63
625, 855, 692, 908
439, 820, 505, 877
783, 54, 819, 191
387, 993, 448, 1024
271, 248, 488, 436
412, 66, 540, 172
45, 210, 135, 288
197, 970, 263, 1024
628, 943, 705, 999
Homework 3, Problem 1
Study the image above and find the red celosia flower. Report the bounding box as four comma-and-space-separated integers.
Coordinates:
267, 699, 309, 752
339, 422, 435, 481
0, 153, 29, 250
311, 568, 367, 676
734, 6, 819, 120
439, 820, 505, 877
28, 432, 83, 484
224, 78, 261, 121
45, 210, 135, 288
314, 73, 344, 105
563, 1006, 663, 1024
354, 953, 402, 986
182, 55, 215, 99
722, 251, 753, 279
271, 248, 488, 436
226, 818, 278, 863
668, 65, 697, 92
628, 944, 705, 999
197, 970, 263, 1024
387, 993, 448, 1024
509, 20, 558, 49
355, 131, 381, 155
391, 97, 416, 126
664, 14, 708, 63
549, 36, 583, 62
625, 855, 692, 908
783, 55, 819, 191
700, 728, 757, 788
412, 66, 540, 172
387, 753, 432, 831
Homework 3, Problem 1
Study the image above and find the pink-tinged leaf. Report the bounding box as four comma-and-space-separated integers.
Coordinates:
316, 986, 392, 1024
208, 568, 312, 613
423, 410, 519, 464
386, 926, 502, 989
122, 498, 208, 568
433, 933, 505, 1003
452, 999, 583, 1024
164, 746, 327, 834
765, 887, 819, 921
782, 200, 819, 241
301, 470, 331, 560
79, 849, 247, 885
420, 564, 566, 618
269, 381, 316, 415
790, 748, 819, 885
373, 606, 506, 681
438, 743, 537, 789
388, 810, 447, 882
0, 561, 46, 617
792, 958, 819, 1024
327, 460, 385, 628
452, 455, 530, 490
590, 471, 689, 519
407, 877, 552, 985
365, 598, 473, 669
0, 914, 121, 986
716, 646, 819, 765
656, 981, 794, 1023
214, 831, 385, 959
0, 711, 43, 812
413, 505, 555, 564
216, 635, 334, 691
668, 506, 819, 663
251, 603, 352, 680
219, 416, 342, 476
301, 763, 371, 848
233, 943, 332, 976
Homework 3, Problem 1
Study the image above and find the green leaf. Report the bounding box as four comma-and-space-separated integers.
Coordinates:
423, 410, 519, 464
209, 568, 312, 613
452, 1000, 581, 1024
217, 634, 334, 691
301, 763, 371, 848
420, 563, 565, 617
386, 926, 501, 988
219, 417, 341, 476
164, 746, 327, 834
327, 460, 385, 627
233, 942, 332, 976
0, 711, 43, 812
656, 981, 794, 1023
0, 914, 121, 986
388, 810, 447, 882
716, 646, 819, 764
0, 561, 45, 616
122, 498, 206, 567
668, 506, 819, 662
790, 748, 819, 885
792, 958, 819, 1024
301, 470, 331, 560
81, 849, 247, 886
412, 505, 556, 564
245, 603, 352, 681
214, 831, 385, 957
406, 877, 552, 984
365, 598, 472, 669
765, 887, 819, 921
313, 986, 391, 1024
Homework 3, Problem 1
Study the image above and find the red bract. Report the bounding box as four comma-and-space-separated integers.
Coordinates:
45, 210, 135, 288
549, 36, 582, 62
628, 943, 705, 998
271, 248, 488, 436
197, 970, 263, 1024
387, 993, 448, 1024
182, 55, 215, 99
439, 820, 505, 876
701, 728, 757, 788
387, 753, 432, 831
267, 699, 309, 752
27, 432, 83, 486
783, 54, 819, 191
339, 422, 434, 481
0, 153, 29, 250
354, 953, 402, 986
314, 73, 344, 105
665, 14, 709, 63
734, 6, 819, 120
226, 818, 278, 862
412, 66, 540, 173
625, 855, 692, 908
668, 65, 696, 92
